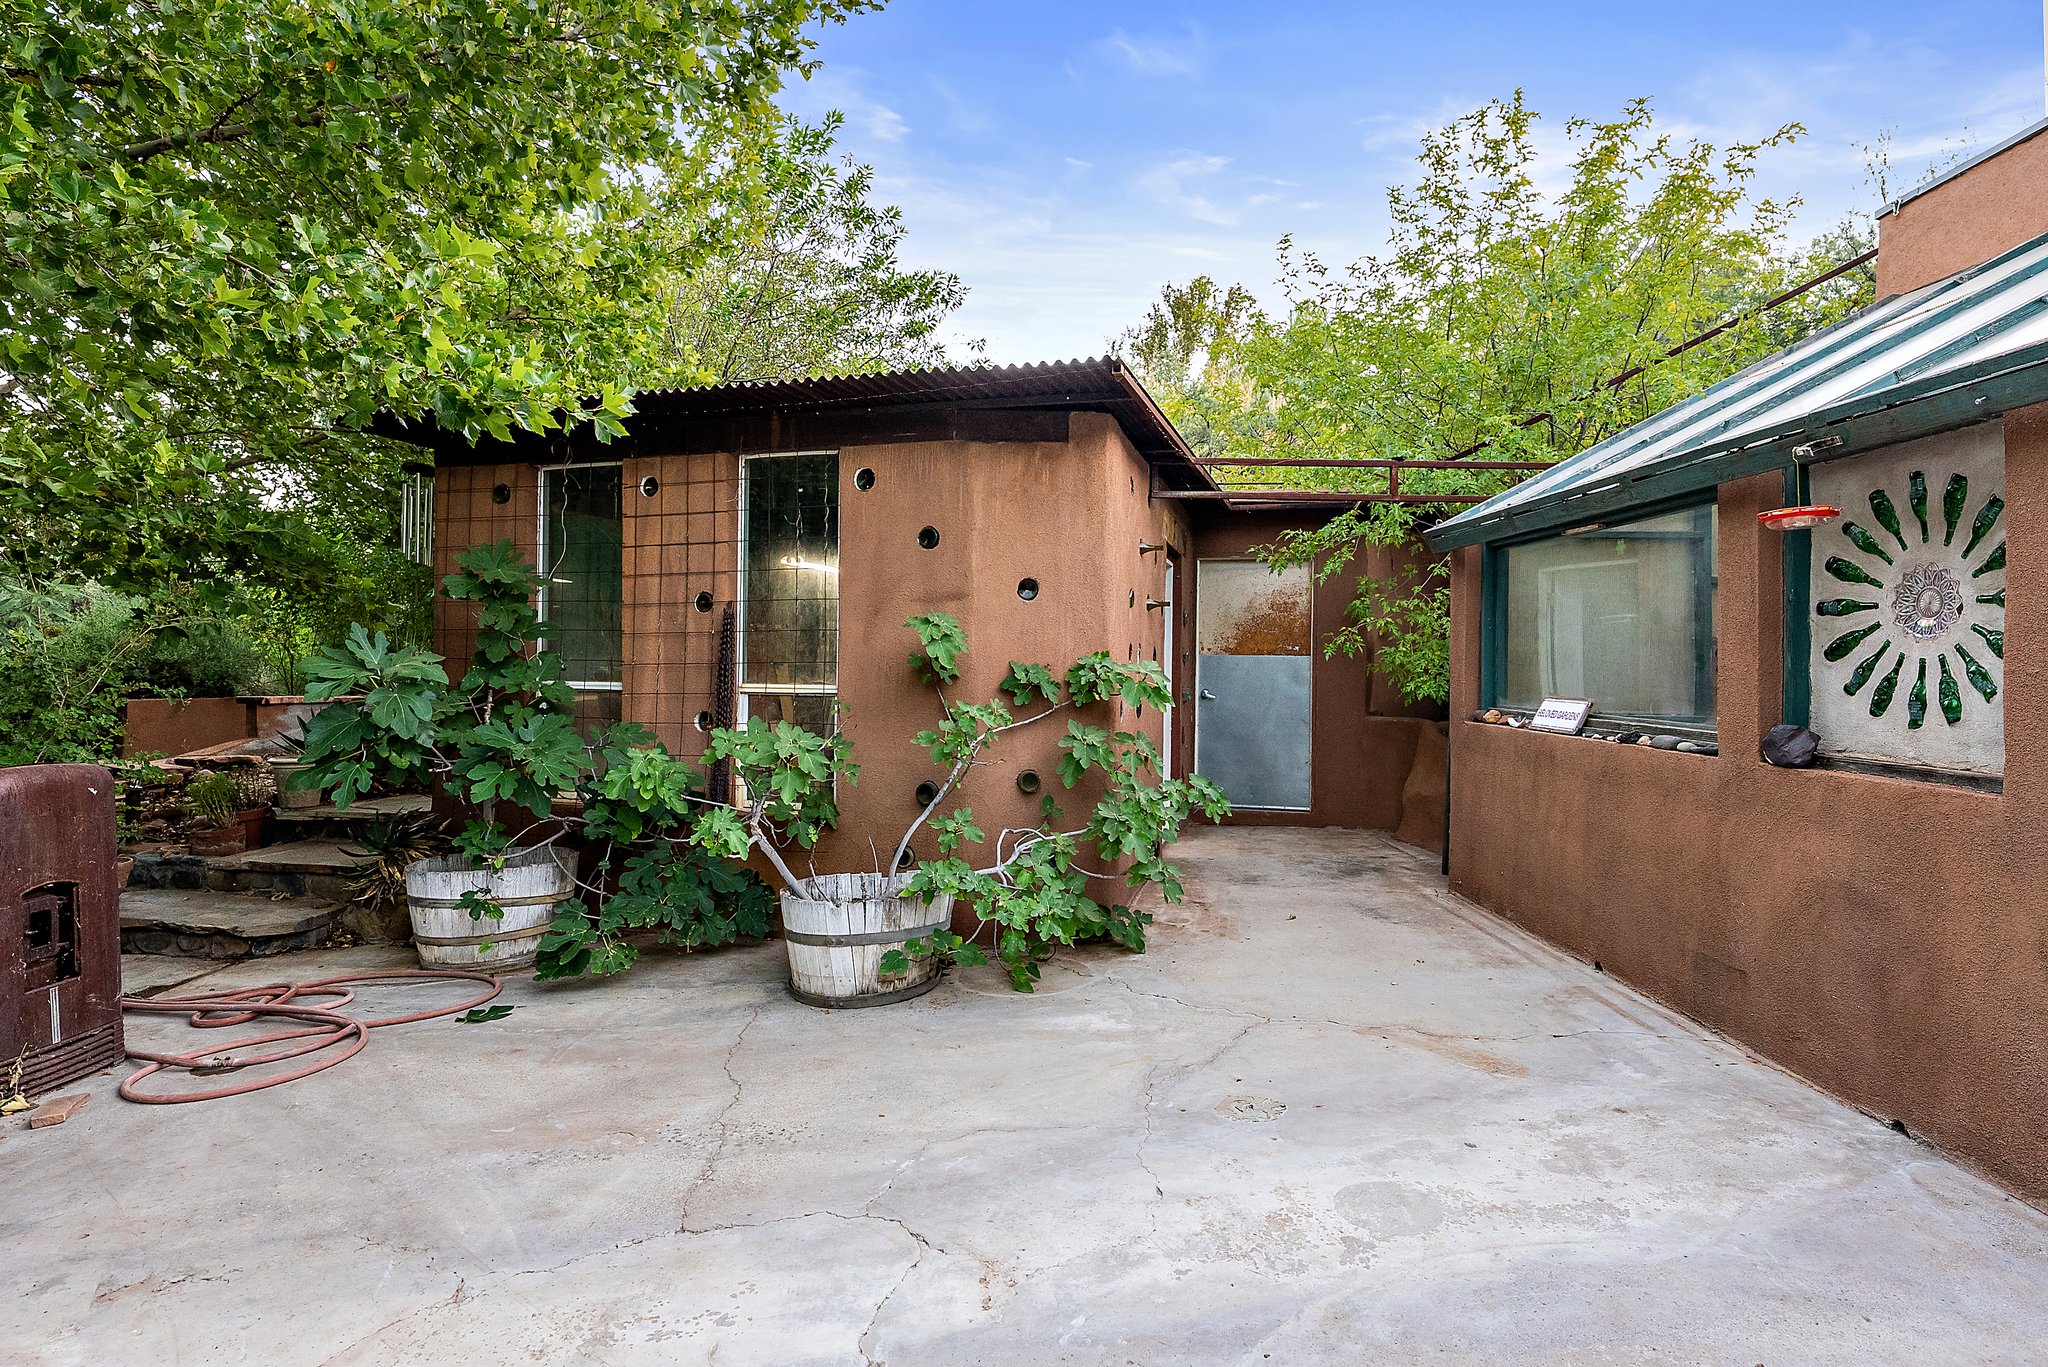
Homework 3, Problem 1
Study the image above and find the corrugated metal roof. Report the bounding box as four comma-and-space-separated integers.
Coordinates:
1425, 229, 2048, 551
385, 357, 1215, 490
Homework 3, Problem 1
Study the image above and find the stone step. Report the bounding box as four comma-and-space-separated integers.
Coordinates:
270, 792, 433, 838
120, 888, 338, 959
132, 837, 376, 903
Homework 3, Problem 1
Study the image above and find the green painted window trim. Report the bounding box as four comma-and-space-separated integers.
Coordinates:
1780, 465, 1813, 728
1478, 491, 1720, 733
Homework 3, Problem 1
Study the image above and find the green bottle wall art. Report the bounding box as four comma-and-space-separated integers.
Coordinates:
1811, 435, 2006, 775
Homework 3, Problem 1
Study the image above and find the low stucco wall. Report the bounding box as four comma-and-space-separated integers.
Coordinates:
1445, 408, 2048, 1202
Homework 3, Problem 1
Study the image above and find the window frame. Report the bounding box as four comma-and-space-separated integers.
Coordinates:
735, 450, 841, 730
536, 460, 625, 696
1480, 492, 1720, 738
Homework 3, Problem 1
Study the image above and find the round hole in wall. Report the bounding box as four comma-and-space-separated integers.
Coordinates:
1017, 577, 1039, 601
854, 467, 876, 491
695, 591, 713, 613
640, 475, 660, 498
694, 711, 713, 732
915, 781, 939, 807
917, 525, 940, 549
491, 483, 512, 505
1016, 769, 1041, 795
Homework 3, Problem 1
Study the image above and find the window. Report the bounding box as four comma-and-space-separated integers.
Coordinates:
539, 464, 623, 733
1494, 504, 1717, 727
740, 452, 839, 734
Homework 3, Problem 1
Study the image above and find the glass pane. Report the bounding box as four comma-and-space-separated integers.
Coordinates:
743, 453, 839, 689
744, 692, 838, 737
540, 466, 622, 688
1500, 505, 1716, 722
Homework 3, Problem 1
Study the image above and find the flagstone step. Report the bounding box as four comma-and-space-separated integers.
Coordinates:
119, 888, 338, 959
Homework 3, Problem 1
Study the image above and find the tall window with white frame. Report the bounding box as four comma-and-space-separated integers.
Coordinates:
539, 463, 623, 735
740, 452, 839, 735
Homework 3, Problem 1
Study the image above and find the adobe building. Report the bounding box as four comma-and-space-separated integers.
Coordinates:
395, 359, 1449, 905
1425, 119, 2048, 1202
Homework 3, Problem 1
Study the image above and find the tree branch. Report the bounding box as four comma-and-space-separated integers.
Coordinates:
120, 92, 412, 162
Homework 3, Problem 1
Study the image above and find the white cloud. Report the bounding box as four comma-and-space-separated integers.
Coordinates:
1091, 27, 1205, 78
1136, 153, 1241, 225
786, 65, 909, 143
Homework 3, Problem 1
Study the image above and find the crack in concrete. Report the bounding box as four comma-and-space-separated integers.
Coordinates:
678, 1006, 761, 1229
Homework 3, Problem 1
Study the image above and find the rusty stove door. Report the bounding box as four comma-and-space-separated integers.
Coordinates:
1194, 560, 1312, 810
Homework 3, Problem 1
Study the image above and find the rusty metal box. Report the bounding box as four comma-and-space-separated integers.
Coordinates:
1, 764, 124, 1093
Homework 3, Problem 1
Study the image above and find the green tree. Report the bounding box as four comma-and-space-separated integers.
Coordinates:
656, 112, 972, 383
1, 0, 872, 592
1125, 94, 1876, 702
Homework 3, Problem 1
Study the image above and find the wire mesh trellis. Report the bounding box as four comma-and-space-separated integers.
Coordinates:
434, 450, 841, 759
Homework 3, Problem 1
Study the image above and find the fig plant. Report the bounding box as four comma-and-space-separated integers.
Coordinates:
301, 543, 1228, 990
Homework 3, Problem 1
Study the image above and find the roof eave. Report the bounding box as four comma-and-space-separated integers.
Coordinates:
1424, 341, 2048, 552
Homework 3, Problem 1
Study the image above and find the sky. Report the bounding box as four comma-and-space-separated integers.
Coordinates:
778, 0, 2048, 364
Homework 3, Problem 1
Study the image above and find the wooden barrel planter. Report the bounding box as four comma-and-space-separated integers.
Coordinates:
781, 873, 954, 1009
405, 845, 573, 972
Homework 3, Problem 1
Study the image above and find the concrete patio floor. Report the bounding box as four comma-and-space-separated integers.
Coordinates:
7, 827, 2047, 1365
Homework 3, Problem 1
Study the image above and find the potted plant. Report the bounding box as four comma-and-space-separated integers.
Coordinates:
304, 543, 1229, 1000
537, 613, 1231, 1002
265, 732, 322, 810
228, 766, 272, 848
183, 771, 247, 857
297, 542, 587, 970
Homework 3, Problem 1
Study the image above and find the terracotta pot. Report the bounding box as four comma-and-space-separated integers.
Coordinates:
188, 824, 247, 857
235, 806, 268, 848
116, 855, 135, 889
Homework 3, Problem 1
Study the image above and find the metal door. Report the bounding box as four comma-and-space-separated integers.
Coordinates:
1195, 560, 1312, 810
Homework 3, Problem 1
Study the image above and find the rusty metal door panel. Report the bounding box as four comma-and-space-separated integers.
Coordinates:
1197, 561, 1311, 656
1195, 561, 1312, 811
1, 764, 124, 1092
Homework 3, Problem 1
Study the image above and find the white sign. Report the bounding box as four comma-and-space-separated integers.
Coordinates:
1529, 697, 1594, 734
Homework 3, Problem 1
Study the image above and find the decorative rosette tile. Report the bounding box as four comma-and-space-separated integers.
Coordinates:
1815, 467, 2005, 729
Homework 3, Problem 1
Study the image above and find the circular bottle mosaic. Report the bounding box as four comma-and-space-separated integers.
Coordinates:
1814, 467, 2005, 730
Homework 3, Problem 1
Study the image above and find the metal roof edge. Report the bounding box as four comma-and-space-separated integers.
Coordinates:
1878, 115, 2048, 219
1423, 341, 2048, 552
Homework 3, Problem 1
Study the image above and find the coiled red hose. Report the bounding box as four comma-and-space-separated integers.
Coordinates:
118, 969, 504, 1103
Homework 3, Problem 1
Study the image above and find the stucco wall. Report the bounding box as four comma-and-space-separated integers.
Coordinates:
827, 413, 1178, 928
1445, 406, 2048, 1202
1876, 125, 2048, 297
432, 418, 1186, 928
432, 462, 540, 669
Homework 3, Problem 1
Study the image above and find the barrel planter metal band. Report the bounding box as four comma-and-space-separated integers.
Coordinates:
404, 891, 565, 912
787, 974, 942, 1010
781, 921, 950, 948
411, 924, 551, 948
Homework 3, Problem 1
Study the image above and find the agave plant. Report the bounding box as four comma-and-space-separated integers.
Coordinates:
345, 819, 447, 914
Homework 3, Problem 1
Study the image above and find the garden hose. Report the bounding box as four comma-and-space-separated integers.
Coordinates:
118, 969, 503, 1104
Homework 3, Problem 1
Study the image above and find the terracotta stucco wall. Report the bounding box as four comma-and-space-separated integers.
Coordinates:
1446, 407, 2048, 1202
1190, 512, 1447, 839
432, 463, 540, 669
826, 414, 1176, 926
1876, 126, 2048, 297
